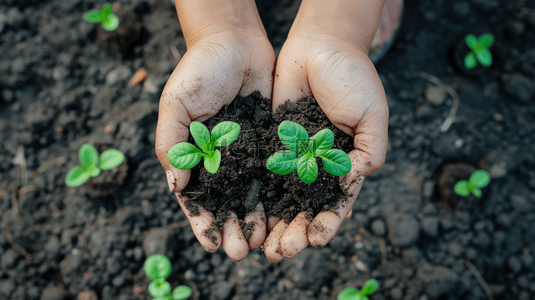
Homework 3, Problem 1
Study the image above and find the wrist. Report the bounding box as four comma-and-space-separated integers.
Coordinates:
289, 0, 385, 53
175, 0, 267, 47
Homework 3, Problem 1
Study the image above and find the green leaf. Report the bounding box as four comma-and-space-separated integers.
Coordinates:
464, 52, 477, 69
189, 122, 211, 153
321, 149, 351, 176
167, 143, 203, 170
99, 149, 124, 170
469, 170, 490, 188
65, 166, 90, 187
83, 10, 102, 23
471, 187, 482, 197
297, 155, 318, 184
79, 143, 99, 167
102, 14, 119, 31
204, 149, 221, 174
475, 49, 492, 66
100, 3, 113, 19
144, 254, 172, 281
266, 151, 300, 175
85, 163, 101, 177
148, 280, 171, 298
211, 121, 241, 147
278, 120, 309, 152
454, 180, 470, 196
360, 279, 378, 295
337, 287, 359, 300
465, 34, 478, 50
478, 33, 494, 48
172, 285, 192, 300
309, 129, 334, 155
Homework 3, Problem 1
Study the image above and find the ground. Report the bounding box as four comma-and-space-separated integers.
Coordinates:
0, 0, 534, 299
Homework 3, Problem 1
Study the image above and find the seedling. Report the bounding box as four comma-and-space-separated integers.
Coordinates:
167, 121, 241, 174
65, 143, 125, 187
83, 3, 120, 31
267, 120, 351, 184
454, 169, 490, 197
144, 254, 192, 300
464, 34, 494, 69
338, 278, 378, 300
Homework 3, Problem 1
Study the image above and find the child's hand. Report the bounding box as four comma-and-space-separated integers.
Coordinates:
155, 30, 275, 262
264, 33, 389, 263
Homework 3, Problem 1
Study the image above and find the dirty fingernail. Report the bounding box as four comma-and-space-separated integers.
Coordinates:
166, 170, 176, 193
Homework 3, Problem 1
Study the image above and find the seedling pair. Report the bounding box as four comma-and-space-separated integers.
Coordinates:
454, 170, 490, 197
267, 120, 351, 184
144, 254, 192, 300
338, 279, 378, 300
167, 121, 241, 174
65, 143, 125, 187
464, 34, 494, 69
83, 3, 120, 31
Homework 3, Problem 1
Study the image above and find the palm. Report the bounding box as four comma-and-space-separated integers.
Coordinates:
265, 36, 389, 262
155, 32, 275, 261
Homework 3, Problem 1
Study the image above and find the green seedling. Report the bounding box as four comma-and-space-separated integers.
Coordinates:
65, 143, 125, 187
144, 254, 192, 300
167, 121, 241, 174
454, 169, 490, 197
83, 3, 120, 31
338, 278, 378, 300
267, 120, 351, 184
464, 34, 494, 69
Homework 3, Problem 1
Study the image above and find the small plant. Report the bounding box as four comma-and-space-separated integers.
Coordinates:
144, 254, 192, 300
167, 121, 241, 174
464, 33, 494, 69
267, 120, 351, 184
338, 278, 378, 300
83, 3, 120, 31
454, 169, 490, 197
65, 143, 125, 187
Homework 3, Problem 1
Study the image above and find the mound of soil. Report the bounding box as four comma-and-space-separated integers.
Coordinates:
182, 93, 353, 230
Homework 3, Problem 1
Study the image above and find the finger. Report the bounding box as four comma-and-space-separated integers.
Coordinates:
263, 220, 288, 263
176, 194, 221, 253
280, 212, 312, 257
346, 210, 353, 219
267, 216, 280, 232
308, 176, 365, 247
238, 38, 276, 99
244, 202, 267, 250
272, 41, 311, 111
221, 212, 249, 262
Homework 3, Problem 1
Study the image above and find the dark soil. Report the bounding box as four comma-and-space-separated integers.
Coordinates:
182, 94, 352, 230
1, 0, 535, 300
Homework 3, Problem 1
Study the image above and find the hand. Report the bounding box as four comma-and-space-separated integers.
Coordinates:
155, 31, 275, 262
263, 34, 389, 263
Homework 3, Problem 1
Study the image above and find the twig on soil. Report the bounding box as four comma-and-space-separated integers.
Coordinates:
464, 259, 494, 300
31, 156, 66, 177
13, 145, 28, 187
170, 45, 181, 61
183, 192, 205, 195
378, 238, 388, 264
166, 220, 190, 229
10, 192, 19, 222
418, 72, 459, 133
3, 229, 32, 260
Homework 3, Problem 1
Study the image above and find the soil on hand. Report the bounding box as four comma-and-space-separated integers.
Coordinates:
181, 93, 353, 231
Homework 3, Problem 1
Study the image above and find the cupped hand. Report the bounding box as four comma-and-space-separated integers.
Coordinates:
263, 34, 389, 263
155, 32, 275, 262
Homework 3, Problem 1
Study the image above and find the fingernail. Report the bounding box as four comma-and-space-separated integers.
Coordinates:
166, 170, 176, 193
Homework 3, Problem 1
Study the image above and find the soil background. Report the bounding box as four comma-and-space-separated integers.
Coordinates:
1, 0, 535, 300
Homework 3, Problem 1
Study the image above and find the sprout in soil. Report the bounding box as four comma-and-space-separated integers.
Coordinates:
83, 3, 120, 31
167, 121, 241, 174
464, 33, 494, 69
338, 278, 378, 300
454, 169, 490, 197
65, 143, 125, 187
144, 254, 192, 300
267, 120, 351, 184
